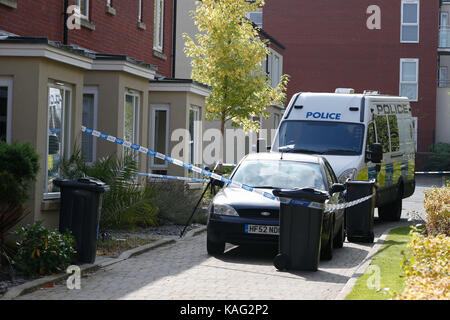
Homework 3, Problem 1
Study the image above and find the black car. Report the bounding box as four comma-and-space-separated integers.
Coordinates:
206, 152, 346, 260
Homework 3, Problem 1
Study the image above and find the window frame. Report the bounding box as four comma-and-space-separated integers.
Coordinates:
267, 49, 283, 88
189, 105, 201, 166
153, 0, 164, 52
400, 0, 420, 43
44, 84, 72, 200
399, 58, 419, 102
82, 86, 98, 165
76, 0, 90, 20
138, 0, 143, 22
150, 104, 170, 168
0, 77, 13, 144
123, 90, 141, 149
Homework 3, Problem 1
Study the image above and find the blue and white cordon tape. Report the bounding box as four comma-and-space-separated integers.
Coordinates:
136, 172, 208, 183
81, 126, 373, 212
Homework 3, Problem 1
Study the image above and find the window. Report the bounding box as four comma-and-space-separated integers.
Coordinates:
400, 58, 419, 101
375, 114, 389, 153
246, 10, 262, 28
267, 50, 282, 88
138, 0, 143, 22
401, 0, 419, 43
0, 77, 12, 143
273, 113, 280, 129
366, 121, 376, 153
76, 0, 89, 20
388, 114, 400, 152
439, 66, 448, 87
189, 106, 200, 165
441, 11, 449, 27
150, 105, 169, 167
124, 92, 140, 160
153, 0, 164, 51
82, 87, 98, 164
45, 86, 71, 198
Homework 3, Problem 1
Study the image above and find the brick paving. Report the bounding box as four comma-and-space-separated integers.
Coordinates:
16, 182, 429, 300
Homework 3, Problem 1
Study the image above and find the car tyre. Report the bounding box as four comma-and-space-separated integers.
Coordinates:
333, 220, 345, 249
321, 222, 334, 260
207, 237, 225, 256
378, 185, 403, 222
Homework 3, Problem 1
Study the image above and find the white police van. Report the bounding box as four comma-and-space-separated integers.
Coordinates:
271, 89, 416, 221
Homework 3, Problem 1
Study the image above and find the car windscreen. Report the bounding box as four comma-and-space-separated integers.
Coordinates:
273, 120, 365, 155
230, 160, 326, 190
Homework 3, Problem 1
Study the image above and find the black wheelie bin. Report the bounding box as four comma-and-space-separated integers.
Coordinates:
54, 177, 109, 264
272, 188, 329, 271
345, 179, 376, 243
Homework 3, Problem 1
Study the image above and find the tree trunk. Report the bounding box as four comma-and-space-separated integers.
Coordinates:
218, 115, 225, 174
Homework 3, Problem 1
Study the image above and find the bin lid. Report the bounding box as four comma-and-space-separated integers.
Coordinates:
273, 187, 329, 203
54, 177, 110, 192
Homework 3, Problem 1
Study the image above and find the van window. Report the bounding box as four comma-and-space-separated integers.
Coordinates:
388, 115, 400, 152
274, 120, 365, 155
366, 122, 376, 152
375, 115, 390, 153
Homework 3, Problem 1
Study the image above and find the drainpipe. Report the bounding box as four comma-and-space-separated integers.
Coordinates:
63, 0, 69, 45
172, 0, 177, 78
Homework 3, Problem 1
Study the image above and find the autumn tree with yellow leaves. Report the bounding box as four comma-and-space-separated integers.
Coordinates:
184, 0, 289, 162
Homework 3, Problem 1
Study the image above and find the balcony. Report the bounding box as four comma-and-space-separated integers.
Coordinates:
439, 27, 450, 49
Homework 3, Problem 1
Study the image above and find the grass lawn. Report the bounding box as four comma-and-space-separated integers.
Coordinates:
345, 226, 412, 300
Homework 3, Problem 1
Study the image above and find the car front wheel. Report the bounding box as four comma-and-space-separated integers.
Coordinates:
207, 237, 225, 256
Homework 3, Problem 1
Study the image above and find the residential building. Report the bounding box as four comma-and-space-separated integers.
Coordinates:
263, 0, 440, 169
174, 0, 286, 165
437, 0, 450, 144
0, 0, 209, 229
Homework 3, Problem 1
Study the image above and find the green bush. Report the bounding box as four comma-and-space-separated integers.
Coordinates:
426, 143, 450, 171
0, 141, 39, 205
13, 221, 76, 276
149, 180, 206, 225
423, 183, 450, 236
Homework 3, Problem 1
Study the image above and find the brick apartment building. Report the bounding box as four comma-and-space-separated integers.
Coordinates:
0, 0, 210, 228
263, 0, 442, 169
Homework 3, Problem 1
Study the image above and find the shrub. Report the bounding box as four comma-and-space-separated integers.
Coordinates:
397, 231, 450, 300
426, 143, 450, 171
423, 183, 450, 236
0, 141, 39, 205
149, 180, 206, 225
13, 221, 77, 276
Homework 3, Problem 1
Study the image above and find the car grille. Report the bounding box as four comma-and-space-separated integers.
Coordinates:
236, 208, 279, 219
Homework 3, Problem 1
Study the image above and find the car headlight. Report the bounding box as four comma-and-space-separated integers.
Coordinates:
338, 168, 357, 184
212, 203, 239, 217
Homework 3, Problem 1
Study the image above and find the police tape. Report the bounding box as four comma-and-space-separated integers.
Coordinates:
81, 126, 374, 212
136, 172, 208, 183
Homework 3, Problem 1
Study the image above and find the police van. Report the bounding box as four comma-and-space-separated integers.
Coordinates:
271, 89, 416, 221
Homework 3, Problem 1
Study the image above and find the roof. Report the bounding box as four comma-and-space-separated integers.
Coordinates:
242, 152, 322, 164
0, 36, 158, 71
294, 92, 410, 102
149, 77, 211, 90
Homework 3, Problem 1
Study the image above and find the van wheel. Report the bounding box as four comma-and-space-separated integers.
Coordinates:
321, 222, 334, 260
207, 237, 225, 256
333, 221, 345, 249
378, 186, 403, 222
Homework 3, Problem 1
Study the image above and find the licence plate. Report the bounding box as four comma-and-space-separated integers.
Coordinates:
245, 224, 279, 235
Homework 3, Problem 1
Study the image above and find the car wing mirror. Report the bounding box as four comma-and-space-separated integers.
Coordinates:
329, 183, 345, 196
211, 178, 225, 188
368, 143, 383, 163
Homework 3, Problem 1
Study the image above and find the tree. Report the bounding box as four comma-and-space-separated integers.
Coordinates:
184, 0, 289, 163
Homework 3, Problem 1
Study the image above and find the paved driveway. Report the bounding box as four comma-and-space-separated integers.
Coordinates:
16, 177, 436, 300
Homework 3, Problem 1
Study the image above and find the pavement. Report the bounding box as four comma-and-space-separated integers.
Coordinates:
9, 175, 442, 300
